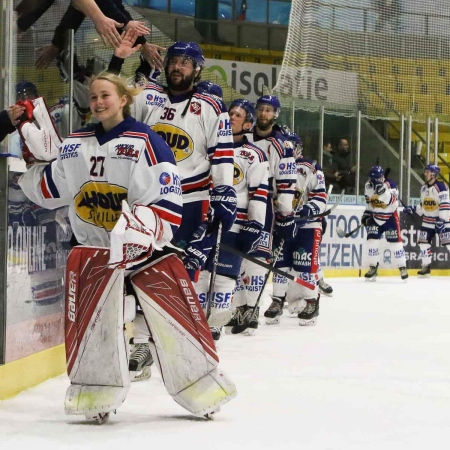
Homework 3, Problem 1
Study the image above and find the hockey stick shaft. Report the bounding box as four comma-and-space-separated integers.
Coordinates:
220, 243, 314, 290
206, 221, 222, 320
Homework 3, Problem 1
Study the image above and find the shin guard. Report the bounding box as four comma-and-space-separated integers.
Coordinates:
130, 254, 237, 417
64, 247, 130, 418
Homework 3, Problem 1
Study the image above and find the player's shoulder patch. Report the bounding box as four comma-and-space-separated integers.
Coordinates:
193, 91, 226, 116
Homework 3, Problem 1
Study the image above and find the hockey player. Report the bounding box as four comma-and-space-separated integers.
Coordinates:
197, 80, 223, 99
18, 72, 236, 422
266, 131, 327, 326
361, 166, 408, 281
244, 96, 297, 322
404, 164, 450, 277
131, 42, 236, 344
198, 98, 269, 338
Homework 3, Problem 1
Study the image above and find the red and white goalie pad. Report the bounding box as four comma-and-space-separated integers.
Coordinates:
18, 97, 62, 162
64, 246, 130, 417
109, 200, 162, 269
130, 254, 237, 417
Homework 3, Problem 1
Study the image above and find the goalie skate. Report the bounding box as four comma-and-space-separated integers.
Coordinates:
85, 411, 112, 424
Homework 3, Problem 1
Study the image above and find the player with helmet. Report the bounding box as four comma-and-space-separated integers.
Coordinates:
266, 129, 327, 326
404, 164, 450, 277
362, 165, 408, 281
131, 42, 236, 353
244, 95, 297, 323
197, 81, 223, 99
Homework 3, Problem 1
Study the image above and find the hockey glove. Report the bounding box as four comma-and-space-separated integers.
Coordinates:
361, 211, 372, 227
209, 185, 237, 232
403, 205, 416, 215
374, 183, 387, 195
274, 213, 296, 242
435, 218, 445, 234
183, 221, 216, 282
238, 220, 263, 254
297, 205, 315, 217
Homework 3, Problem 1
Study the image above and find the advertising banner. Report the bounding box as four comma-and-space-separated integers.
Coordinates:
6, 172, 72, 362
205, 59, 358, 105
322, 206, 450, 270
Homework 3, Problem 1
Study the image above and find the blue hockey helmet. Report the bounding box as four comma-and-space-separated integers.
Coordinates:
165, 42, 205, 68
424, 164, 440, 177
256, 95, 281, 118
15, 80, 38, 100
197, 81, 223, 99
229, 98, 257, 129
369, 165, 385, 182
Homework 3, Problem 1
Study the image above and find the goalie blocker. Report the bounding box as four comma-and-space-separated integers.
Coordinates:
64, 247, 236, 422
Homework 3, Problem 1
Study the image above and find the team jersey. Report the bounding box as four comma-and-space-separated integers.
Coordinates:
364, 180, 398, 226
416, 180, 450, 228
232, 136, 270, 234
245, 129, 296, 216
50, 101, 93, 139
132, 84, 234, 203
294, 157, 327, 228
18, 116, 182, 248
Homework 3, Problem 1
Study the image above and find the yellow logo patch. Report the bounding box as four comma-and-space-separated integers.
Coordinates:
369, 195, 387, 209
75, 181, 128, 231
233, 163, 244, 185
422, 197, 438, 212
151, 123, 194, 162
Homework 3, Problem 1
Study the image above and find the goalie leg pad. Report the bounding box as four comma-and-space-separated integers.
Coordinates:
130, 254, 237, 417
64, 246, 130, 416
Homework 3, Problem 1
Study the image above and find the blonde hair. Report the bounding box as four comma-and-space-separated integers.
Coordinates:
89, 72, 142, 117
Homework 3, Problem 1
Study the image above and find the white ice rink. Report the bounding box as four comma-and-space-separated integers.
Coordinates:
2, 276, 450, 450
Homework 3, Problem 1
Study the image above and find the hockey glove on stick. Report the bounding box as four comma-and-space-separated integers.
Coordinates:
274, 213, 296, 243
209, 185, 237, 232
403, 205, 416, 215
238, 220, 263, 254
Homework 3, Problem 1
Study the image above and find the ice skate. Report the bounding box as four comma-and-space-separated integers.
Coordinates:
399, 266, 409, 280
417, 264, 431, 278
264, 296, 284, 324
244, 306, 259, 336
85, 411, 113, 424
224, 305, 247, 334
210, 326, 222, 341
364, 263, 379, 281
298, 297, 319, 326
231, 306, 259, 335
318, 278, 333, 296
129, 342, 153, 382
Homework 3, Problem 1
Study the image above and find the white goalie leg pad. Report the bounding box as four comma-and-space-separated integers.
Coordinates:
124, 295, 136, 323
130, 254, 237, 417
64, 246, 130, 417
286, 271, 318, 314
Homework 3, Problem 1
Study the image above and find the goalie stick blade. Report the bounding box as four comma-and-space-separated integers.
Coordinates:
220, 244, 315, 290
295, 189, 345, 222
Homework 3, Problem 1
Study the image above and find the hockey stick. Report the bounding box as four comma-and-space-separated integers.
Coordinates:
206, 221, 222, 320
220, 243, 314, 289
337, 223, 363, 238
294, 188, 345, 222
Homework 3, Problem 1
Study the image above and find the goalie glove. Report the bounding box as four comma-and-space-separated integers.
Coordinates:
108, 200, 162, 269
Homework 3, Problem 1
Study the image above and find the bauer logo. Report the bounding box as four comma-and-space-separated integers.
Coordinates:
75, 181, 127, 231
151, 123, 194, 162
67, 271, 77, 322
159, 172, 171, 185
233, 163, 244, 185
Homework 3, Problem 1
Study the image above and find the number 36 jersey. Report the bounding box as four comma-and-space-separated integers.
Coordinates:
133, 84, 234, 204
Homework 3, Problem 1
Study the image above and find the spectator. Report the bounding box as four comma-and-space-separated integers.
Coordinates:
331, 138, 357, 194
321, 140, 336, 189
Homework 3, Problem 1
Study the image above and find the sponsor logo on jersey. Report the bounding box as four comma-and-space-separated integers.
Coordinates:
151, 123, 194, 162
233, 163, 244, 185
423, 197, 438, 212
190, 100, 201, 115
369, 195, 387, 209
218, 119, 232, 137
293, 247, 312, 267
159, 172, 171, 185
75, 181, 127, 231
113, 143, 140, 161
61, 143, 80, 159
238, 149, 255, 163
146, 93, 166, 107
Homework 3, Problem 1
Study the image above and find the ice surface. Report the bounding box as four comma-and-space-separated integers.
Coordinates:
2, 276, 450, 450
